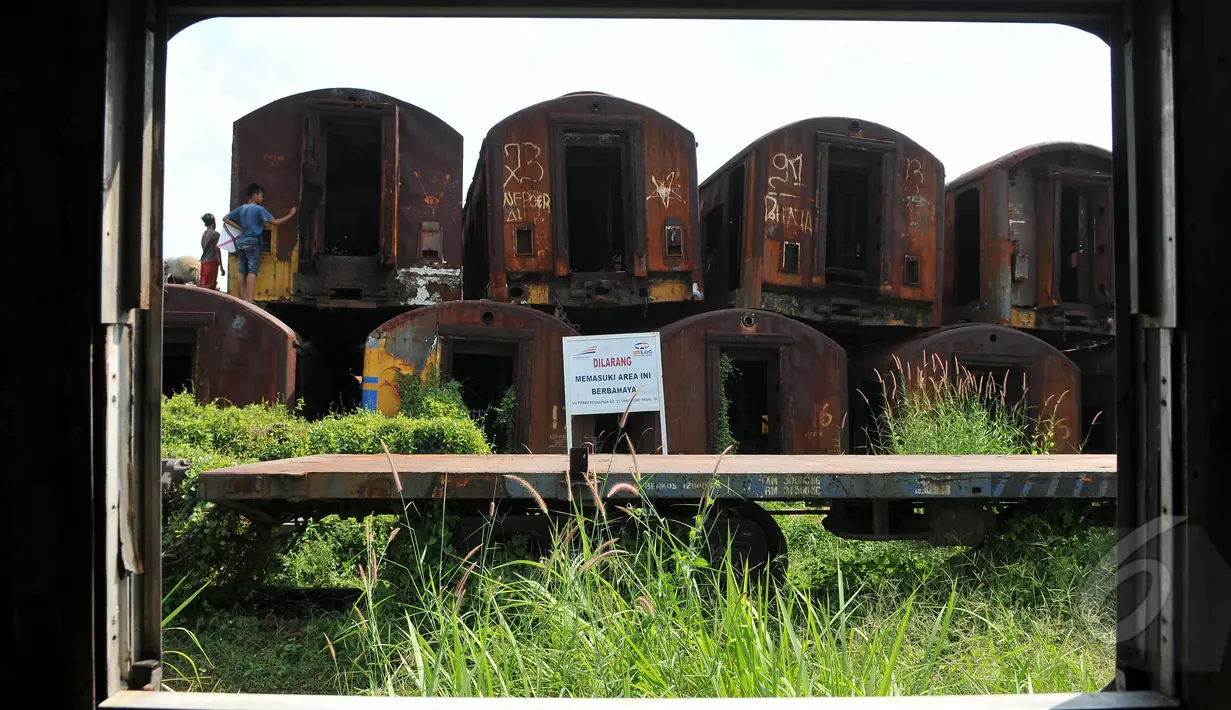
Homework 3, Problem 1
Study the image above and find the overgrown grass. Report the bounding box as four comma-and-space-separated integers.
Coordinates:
160, 356, 1116, 696
862, 353, 1067, 455
164, 493, 1115, 696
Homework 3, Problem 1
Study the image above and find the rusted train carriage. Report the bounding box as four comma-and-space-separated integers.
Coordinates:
697, 117, 944, 336
942, 142, 1114, 336
461, 91, 702, 322
847, 323, 1083, 455
162, 284, 319, 409
657, 309, 848, 456
228, 87, 464, 308
361, 301, 579, 454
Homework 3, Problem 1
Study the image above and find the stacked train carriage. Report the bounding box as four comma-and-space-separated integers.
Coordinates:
169, 87, 1116, 556
942, 142, 1115, 452
697, 117, 945, 337
223, 87, 466, 415
461, 91, 704, 333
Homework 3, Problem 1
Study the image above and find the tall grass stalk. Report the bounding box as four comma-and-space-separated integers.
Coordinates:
863, 353, 1065, 455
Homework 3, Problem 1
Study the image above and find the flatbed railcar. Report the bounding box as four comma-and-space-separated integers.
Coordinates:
198, 451, 1116, 568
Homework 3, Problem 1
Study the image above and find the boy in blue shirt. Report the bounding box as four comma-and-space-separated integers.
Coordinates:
223, 182, 298, 303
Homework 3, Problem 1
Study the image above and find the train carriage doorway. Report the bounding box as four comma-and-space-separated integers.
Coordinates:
437, 327, 534, 455
716, 346, 783, 454
445, 342, 519, 453
301, 100, 400, 267
162, 328, 198, 398
550, 121, 642, 277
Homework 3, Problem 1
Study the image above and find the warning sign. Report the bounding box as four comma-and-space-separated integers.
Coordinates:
561, 332, 669, 453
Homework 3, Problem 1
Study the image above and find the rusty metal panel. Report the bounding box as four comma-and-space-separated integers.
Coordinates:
983, 161, 1012, 325
895, 139, 944, 313
944, 142, 1113, 335
163, 284, 304, 408
232, 95, 304, 268
659, 309, 847, 455
396, 105, 463, 274
1007, 167, 1038, 307
642, 112, 699, 279
365, 301, 578, 454
850, 323, 1083, 453
231, 88, 463, 308
758, 122, 815, 289
1035, 176, 1059, 308
197, 452, 1116, 506
499, 116, 554, 277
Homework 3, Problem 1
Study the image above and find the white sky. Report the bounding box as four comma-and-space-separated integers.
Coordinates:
163, 17, 1112, 291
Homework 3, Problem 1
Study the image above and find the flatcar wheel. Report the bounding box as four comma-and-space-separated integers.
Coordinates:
703, 501, 789, 588
652, 501, 788, 588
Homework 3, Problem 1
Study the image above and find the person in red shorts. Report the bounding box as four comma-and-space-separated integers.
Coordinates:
199, 213, 224, 290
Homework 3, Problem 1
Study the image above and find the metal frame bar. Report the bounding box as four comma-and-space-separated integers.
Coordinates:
73, 0, 1191, 708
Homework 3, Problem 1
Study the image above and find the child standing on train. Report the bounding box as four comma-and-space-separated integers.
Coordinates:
222, 183, 297, 303
199, 213, 224, 290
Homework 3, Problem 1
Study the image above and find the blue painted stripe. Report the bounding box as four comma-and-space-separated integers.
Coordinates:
362, 376, 379, 384
361, 389, 378, 411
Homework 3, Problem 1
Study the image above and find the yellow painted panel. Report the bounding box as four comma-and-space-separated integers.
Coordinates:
1010, 308, 1037, 329
361, 336, 444, 417
527, 282, 550, 304
648, 280, 687, 302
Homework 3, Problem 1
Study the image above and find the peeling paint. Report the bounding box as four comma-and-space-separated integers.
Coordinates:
395, 265, 463, 306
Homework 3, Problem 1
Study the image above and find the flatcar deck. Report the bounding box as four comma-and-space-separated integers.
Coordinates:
198, 453, 1117, 505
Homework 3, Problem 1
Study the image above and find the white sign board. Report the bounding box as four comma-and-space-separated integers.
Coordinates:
561, 332, 668, 454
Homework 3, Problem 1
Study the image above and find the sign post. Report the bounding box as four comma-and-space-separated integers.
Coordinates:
561, 332, 669, 455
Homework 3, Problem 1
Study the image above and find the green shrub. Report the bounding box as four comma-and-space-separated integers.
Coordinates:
161, 393, 491, 603
394, 366, 471, 421
306, 410, 491, 456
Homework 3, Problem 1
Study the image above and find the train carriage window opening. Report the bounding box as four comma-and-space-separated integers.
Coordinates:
420, 221, 443, 260
665, 220, 684, 257
260, 228, 273, 254
564, 133, 627, 273
162, 329, 197, 398
449, 345, 519, 452
321, 115, 383, 257
782, 241, 801, 273
824, 146, 881, 286
514, 224, 534, 256
720, 347, 781, 454
1058, 184, 1094, 303
954, 188, 982, 305
726, 165, 746, 291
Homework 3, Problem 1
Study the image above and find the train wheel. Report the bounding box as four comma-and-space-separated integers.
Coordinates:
651, 500, 789, 590
704, 500, 789, 588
